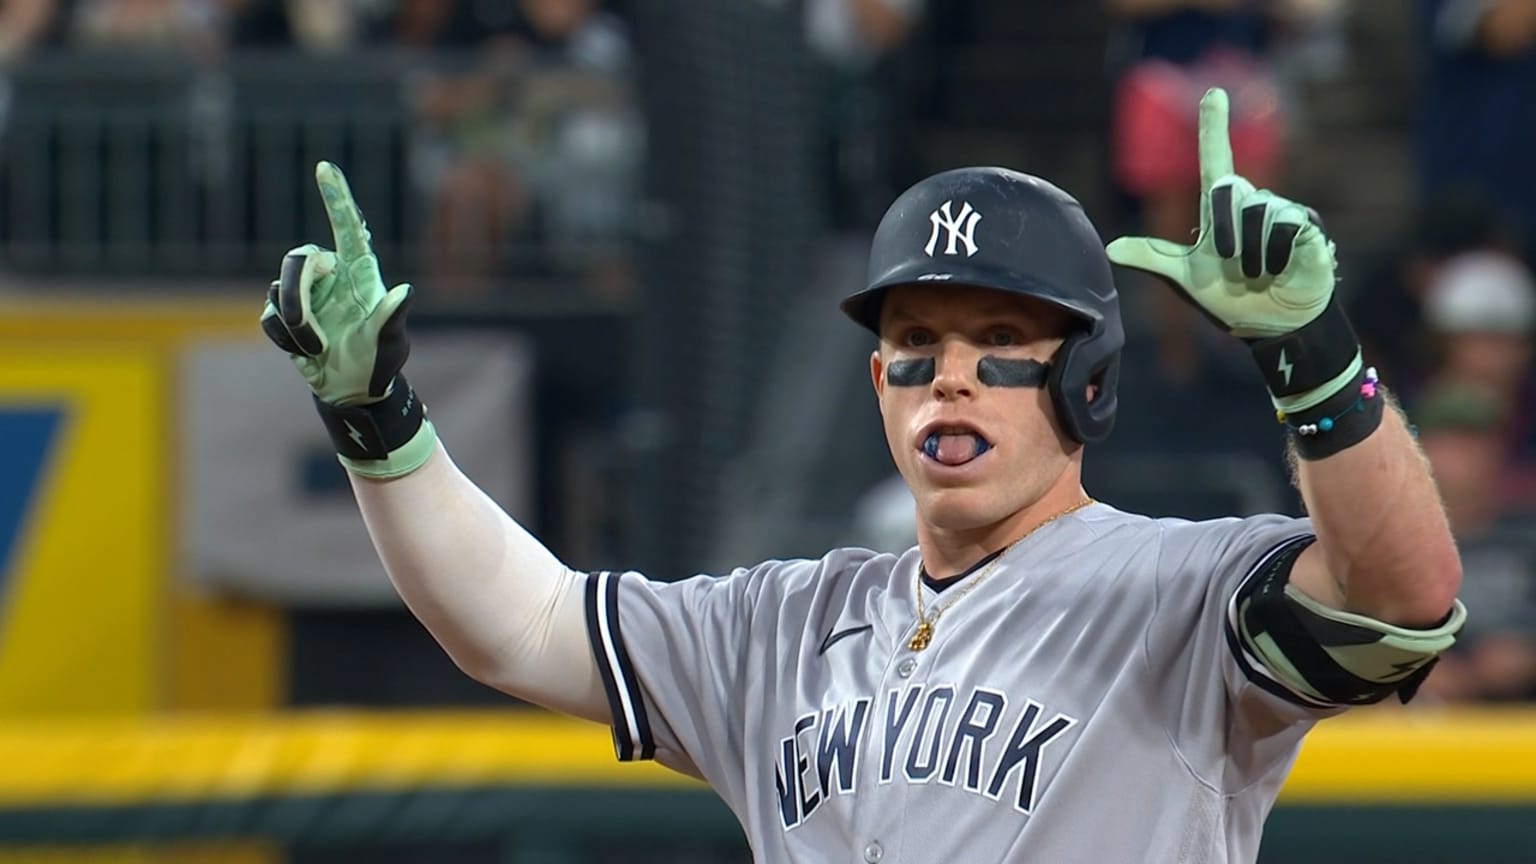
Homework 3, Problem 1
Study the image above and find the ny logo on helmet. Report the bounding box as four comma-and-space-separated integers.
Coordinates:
925, 200, 982, 258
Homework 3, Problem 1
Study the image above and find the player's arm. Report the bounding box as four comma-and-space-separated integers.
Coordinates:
1109, 89, 1464, 707
261, 162, 606, 723
1285, 405, 1460, 625
349, 444, 607, 722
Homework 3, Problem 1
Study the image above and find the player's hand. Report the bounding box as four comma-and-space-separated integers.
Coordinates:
261, 160, 414, 407
262, 161, 435, 479
1105, 87, 1337, 340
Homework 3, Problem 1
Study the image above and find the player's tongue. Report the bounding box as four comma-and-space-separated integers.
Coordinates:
923, 431, 990, 466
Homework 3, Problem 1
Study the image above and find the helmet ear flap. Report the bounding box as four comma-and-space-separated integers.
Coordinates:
1047, 335, 1118, 444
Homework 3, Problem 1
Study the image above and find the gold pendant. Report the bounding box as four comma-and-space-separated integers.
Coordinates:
908, 620, 933, 652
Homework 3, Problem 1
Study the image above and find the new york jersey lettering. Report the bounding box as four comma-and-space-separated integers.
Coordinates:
778, 685, 1078, 829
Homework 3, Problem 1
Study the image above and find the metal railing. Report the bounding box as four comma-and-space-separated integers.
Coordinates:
0, 50, 641, 289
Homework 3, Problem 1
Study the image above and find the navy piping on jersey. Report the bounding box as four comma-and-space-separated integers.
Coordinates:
585, 571, 657, 761
920, 548, 1007, 594
1222, 535, 1338, 710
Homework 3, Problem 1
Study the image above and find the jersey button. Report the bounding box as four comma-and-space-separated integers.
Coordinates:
897, 658, 917, 678
863, 841, 884, 863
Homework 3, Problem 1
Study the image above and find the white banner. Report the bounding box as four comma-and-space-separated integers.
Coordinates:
180, 332, 532, 606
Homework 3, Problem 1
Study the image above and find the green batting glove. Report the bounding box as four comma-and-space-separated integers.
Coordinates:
1106, 87, 1362, 417
261, 161, 437, 479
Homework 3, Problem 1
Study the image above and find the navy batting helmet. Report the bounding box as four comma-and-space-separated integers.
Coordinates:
840, 167, 1124, 444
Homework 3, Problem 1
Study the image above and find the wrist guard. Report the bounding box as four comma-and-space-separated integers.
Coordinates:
1248, 296, 1361, 411
314, 374, 436, 478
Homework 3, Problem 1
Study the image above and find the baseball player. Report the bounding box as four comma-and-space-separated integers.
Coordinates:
262, 88, 1465, 862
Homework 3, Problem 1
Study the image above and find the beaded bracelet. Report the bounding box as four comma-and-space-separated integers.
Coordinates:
1275, 367, 1380, 436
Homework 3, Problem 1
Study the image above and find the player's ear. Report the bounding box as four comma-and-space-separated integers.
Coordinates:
870, 349, 885, 399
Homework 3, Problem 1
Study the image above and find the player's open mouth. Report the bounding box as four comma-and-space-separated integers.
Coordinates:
919, 425, 992, 467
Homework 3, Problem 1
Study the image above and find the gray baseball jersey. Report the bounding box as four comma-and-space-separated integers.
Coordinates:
583, 503, 1341, 863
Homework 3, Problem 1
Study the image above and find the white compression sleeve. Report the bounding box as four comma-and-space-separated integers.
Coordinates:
349, 440, 608, 723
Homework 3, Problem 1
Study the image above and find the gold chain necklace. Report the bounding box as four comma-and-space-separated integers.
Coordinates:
908, 498, 1095, 652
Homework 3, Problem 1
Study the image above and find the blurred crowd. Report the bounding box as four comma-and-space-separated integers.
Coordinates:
0, 0, 1532, 703
0, 0, 643, 295
0, 0, 929, 294
0, 0, 632, 69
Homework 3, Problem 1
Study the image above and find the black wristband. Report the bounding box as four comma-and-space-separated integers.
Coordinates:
1282, 367, 1384, 460
1248, 296, 1361, 398
314, 374, 426, 461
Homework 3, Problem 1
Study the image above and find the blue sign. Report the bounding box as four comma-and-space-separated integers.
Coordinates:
0, 408, 63, 610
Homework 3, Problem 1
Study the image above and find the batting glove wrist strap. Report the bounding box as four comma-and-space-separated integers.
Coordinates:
315, 374, 436, 477
1248, 296, 1361, 406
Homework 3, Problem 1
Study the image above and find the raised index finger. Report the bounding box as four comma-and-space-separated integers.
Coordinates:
1198, 87, 1235, 193
315, 160, 373, 263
